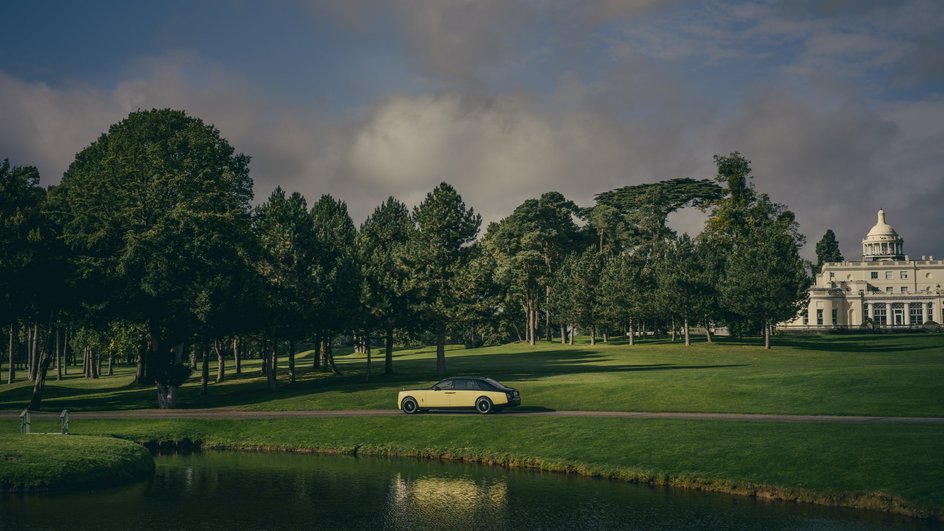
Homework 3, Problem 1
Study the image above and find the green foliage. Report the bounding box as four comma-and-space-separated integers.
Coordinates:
814, 229, 844, 275
49, 109, 254, 391
357, 197, 415, 333
310, 194, 360, 336
253, 187, 319, 340
720, 221, 810, 339
405, 184, 481, 330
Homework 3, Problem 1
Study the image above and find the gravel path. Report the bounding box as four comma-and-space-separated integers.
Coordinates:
3, 408, 943, 424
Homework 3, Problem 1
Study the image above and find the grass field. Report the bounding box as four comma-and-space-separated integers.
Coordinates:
2, 334, 942, 518
2, 334, 943, 416
0, 433, 154, 491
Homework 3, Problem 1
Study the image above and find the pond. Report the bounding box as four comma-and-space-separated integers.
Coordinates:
0, 452, 938, 530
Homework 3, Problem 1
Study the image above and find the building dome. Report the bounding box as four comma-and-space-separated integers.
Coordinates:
862, 209, 904, 261
866, 209, 899, 238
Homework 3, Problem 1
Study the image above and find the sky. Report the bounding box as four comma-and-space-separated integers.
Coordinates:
1, 0, 942, 259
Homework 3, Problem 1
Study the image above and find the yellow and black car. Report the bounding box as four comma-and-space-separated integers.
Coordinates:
397, 377, 521, 414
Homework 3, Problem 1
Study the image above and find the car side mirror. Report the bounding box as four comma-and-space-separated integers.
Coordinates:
434, 386, 440, 391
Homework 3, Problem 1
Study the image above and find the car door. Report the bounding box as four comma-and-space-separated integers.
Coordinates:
427, 379, 453, 408
450, 379, 476, 408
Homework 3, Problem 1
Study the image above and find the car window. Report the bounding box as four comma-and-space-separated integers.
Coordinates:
435, 380, 454, 390
484, 378, 506, 390
453, 379, 472, 390
475, 380, 497, 391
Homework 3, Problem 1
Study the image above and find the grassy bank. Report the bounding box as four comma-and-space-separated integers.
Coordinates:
12, 416, 943, 520
0, 434, 155, 492
2, 334, 944, 417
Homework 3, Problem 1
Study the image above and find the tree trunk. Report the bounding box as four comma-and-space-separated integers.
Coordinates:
365, 337, 371, 383
560, 324, 566, 345
684, 318, 690, 347
189, 346, 197, 371
29, 324, 38, 382
590, 325, 596, 346
764, 321, 771, 350
384, 327, 394, 375
435, 327, 446, 375
55, 327, 62, 381
603, 329, 608, 343
546, 285, 552, 342
288, 340, 296, 384
134, 338, 148, 384
5, 324, 13, 384
62, 328, 69, 375
569, 325, 574, 345
233, 337, 241, 375
107, 348, 114, 376
28, 328, 54, 411
215, 339, 226, 383
267, 339, 277, 391
325, 337, 342, 375
156, 382, 178, 409
321, 336, 331, 372
705, 317, 713, 344
96, 348, 101, 378
200, 345, 209, 395
671, 318, 676, 342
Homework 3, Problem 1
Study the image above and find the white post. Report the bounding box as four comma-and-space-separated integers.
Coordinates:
19, 410, 31, 434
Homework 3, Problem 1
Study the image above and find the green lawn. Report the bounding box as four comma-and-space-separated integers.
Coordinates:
8, 416, 942, 518
0, 433, 154, 491
2, 334, 943, 416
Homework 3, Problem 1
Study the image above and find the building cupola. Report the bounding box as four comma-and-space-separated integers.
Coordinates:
861, 209, 904, 261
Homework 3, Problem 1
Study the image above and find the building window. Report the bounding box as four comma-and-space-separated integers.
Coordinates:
901, 287, 909, 294
891, 303, 905, 326
871, 271, 879, 280
885, 271, 894, 280
901, 271, 909, 279
886, 287, 893, 293
816, 309, 824, 326
873, 304, 887, 325
910, 303, 923, 325
831, 308, 838, 325
929, 303, 935, 323
802, 313, 808, 325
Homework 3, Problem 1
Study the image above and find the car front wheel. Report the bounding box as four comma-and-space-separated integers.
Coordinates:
401, 397, 419, 414
475, 397, 493, 414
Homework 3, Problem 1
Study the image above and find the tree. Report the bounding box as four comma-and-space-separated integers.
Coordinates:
358, 197, 415, 375
405, 183, 481, 374
48, 109, 253, 408
0, 159, 46, 384
310, 194, 360, 375
653, 234, 701, 346
597, 252, 645, 345
253, 187, 319, 388
720, 221, 809, 349
814, 229, 844, 275
557, 247, 604, 344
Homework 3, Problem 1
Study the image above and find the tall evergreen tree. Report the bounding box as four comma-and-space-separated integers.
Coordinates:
814, 229, 844, 275
310, 194, 360, 374
253, 187, 319, 388
405, 183, 481, 374
358, 197, 415, 375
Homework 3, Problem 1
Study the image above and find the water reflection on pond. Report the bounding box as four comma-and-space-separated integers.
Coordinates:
0, 451, 938, 530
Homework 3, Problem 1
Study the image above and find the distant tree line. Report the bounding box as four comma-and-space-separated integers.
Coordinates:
1, 109, 813, 409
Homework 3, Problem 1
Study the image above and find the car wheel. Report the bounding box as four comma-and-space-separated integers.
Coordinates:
401, 397, 419, 414
475, 397, 493, 414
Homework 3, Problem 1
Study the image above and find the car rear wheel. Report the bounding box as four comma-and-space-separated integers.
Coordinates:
401, 397, 419, 414
475, 397, 493, 414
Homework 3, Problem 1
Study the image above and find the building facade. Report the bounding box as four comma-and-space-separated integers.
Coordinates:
783, 210, 944, 330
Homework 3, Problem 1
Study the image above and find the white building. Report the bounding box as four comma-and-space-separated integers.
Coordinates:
783, 209, 944, 330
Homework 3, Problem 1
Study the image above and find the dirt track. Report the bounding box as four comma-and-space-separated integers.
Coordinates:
3, 408, 942, 424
